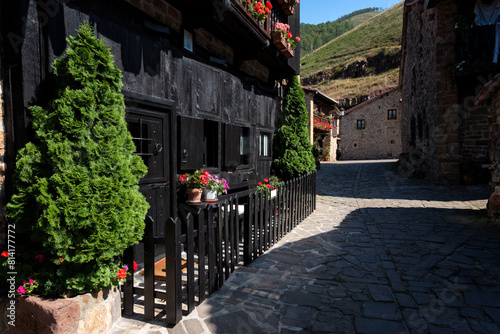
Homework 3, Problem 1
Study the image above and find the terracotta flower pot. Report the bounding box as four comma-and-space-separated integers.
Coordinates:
187, 188, 203, 203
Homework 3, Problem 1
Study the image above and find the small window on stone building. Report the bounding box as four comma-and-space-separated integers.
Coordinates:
353, 142, 358, 148
388, 109, 397, 120
390, 139, 395, 144
356, 120, 365, 129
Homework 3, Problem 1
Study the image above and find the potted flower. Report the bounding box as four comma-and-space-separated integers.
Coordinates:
204, 174, 230, 202
244, 0, 272, 26
256, 175, 283, 198
179, 169, 210, 203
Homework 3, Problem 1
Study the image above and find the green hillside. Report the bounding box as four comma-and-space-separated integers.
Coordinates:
300, 8, 382, 56
300, 2, 404, 100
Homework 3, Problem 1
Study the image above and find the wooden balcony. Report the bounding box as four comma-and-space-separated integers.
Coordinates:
173, 0, 300, 77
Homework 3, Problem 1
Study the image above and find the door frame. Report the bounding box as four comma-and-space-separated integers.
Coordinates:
123, 91, 178, 221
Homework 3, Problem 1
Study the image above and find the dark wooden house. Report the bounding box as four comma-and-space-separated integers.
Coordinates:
0, 0, 300, 242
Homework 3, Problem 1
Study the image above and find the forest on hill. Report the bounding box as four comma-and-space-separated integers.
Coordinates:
300, 7, 382, 56
300, 2, 404, 101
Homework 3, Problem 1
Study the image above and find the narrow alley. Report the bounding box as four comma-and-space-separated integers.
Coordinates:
114, 160, 500, 334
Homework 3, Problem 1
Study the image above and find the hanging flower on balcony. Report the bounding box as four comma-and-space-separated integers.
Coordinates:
245, 0, 272, 26
313, 119, 333, 131
272, 22, 299, 54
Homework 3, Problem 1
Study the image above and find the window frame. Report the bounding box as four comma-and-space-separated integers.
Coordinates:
356, 119, 365, 130
387, 109, 397, 120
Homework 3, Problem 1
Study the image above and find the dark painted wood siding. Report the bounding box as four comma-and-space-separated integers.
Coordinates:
1, 0, 280, 199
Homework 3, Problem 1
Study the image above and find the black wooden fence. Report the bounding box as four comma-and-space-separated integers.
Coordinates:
122, 171, 316, 325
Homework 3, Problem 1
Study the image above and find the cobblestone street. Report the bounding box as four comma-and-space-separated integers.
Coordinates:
114, 160, 500, 334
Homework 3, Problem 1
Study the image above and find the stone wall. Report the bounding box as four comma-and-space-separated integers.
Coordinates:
1, 286, 121, 334
339, 88, 402, 160
400, 0, 490, 184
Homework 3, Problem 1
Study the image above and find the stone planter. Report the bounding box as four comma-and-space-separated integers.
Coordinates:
1, 286, 121, 334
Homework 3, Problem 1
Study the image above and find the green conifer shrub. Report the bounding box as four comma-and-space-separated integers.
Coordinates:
5, 23, 149, 296
273, 75, 316, 179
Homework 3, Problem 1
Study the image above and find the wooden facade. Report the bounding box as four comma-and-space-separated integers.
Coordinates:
0, 0, 300, 242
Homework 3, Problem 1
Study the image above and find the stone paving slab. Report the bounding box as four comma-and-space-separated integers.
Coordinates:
112, 160, 500, 333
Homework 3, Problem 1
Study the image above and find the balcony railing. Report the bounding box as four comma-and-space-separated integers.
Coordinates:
232, 0, 296, 57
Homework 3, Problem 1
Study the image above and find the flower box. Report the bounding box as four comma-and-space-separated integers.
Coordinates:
272, 33, 287, 50
282, 46, 294, 58
281, 4, 295, 15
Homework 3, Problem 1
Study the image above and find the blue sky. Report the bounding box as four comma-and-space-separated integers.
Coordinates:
300, 0, 402, 24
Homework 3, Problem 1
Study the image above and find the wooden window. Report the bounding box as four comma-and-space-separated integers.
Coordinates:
388, 109, 397, 120
224, 124, 240, 170
179, 116, 219, 170
259, 132, 271, 157
240, 127, 250, 165
356, 119, 365, 129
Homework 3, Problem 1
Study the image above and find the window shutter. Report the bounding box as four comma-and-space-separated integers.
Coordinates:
179, 116, 203, 170
224, 124, 240, 170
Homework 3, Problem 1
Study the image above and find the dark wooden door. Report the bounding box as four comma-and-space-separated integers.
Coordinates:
126, 106, 171, 237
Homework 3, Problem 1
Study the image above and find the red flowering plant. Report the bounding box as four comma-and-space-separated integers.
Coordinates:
1, 250, 10, 279
256, 175, 283, 194
313, 119, 333, 130
179, 169, 210, 189
273, 22, 300, 49
245, 0, 272, 25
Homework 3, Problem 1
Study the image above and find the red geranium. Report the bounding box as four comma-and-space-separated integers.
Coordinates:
1, 251, 8, 258
117, 269, 127, 280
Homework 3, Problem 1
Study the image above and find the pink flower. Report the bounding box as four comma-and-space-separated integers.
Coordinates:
17, 286, 26, 294
35, 254, 44, 262
133, 261, 138, 271
29, 279, 34, 284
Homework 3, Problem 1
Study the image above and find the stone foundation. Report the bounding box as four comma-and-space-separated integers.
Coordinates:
0, 286, 121, 334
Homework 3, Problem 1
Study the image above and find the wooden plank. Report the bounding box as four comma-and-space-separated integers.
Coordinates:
122, 246, 134, 315
244, 193, 253, 265
217, 205, 224, 288
186, 214, 196, 312
165, 217, 183, 325
207, 207, 217, 294
144, 216, 155, 320
197, 210, 207, 303
223, 199, 230, 280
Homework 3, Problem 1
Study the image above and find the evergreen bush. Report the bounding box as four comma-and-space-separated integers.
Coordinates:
273, 75, 316, 179
5, 23, 149, 296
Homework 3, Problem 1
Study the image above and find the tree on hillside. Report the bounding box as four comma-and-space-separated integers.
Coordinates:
273, 75, 316, 179
5, 23, 149, 296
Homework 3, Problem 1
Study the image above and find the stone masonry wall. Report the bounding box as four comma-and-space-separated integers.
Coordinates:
339, 88, 402, 160
400, 0, 466, 184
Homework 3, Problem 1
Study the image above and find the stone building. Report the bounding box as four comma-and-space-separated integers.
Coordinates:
0, 0, 300, 247
303, 87, 339, 161
399, 0, 491, 185
338, 86, 402, 160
